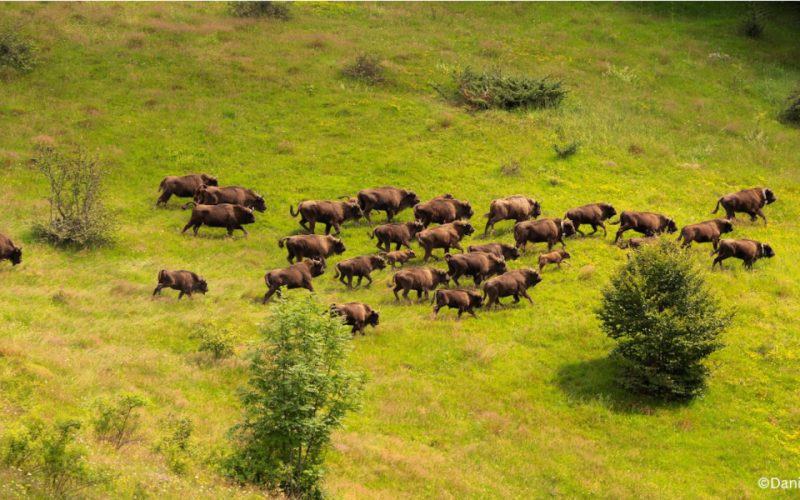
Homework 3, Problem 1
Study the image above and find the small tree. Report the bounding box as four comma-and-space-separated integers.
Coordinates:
739, 2, 766, 38
228, 1, 292, 20
0, 23, 38, 72
224, 295, 367, 499
779, 81, 800, 126
596, 241, 731, 400
93, 393, 149, 450
341, 52, 385, 83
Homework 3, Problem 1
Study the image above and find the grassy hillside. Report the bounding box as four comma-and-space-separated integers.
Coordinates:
1, 2, 800, 498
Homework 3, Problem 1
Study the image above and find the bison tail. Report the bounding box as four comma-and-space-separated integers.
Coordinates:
366, 230, 374, 239
482, 213, 490, 218
289, 205, 299, 217
444, 253, 452, 262
158, 178, 166, 192
337, 195, 351, 200
712, 198, 721, 214
333, 264, 340, 279
608, 219, 621, 225
386, 275, 396, 288
278, 237, 289, 248
157, 269, 165, 283
430, 290, 439, 306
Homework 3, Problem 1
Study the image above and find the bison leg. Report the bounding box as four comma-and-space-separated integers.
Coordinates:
386, 210, 395, 223
754, 208, 768, 227
193, 224, 201, 237
613, 225, 630, 244
324, 223, 332, 235
558, 237, 567, 249
432, 304, 440, 317
393, 285, 401, 301
363, 274, 372, 286
598, 222, 607, 237
402, 287, 413, 302
711, 256, 725, 270
152, 285, 164, 298
180, 221, 194, 235
467, 308, 479, 320
484, 218, 496, 236
588, 224, 599, 236
338, 273, 348, 287
575, 224, 586, 237
286, 251, 295, 265
520, 290, 534, 305
452, 242, 465, 253
155, 192, 172, 209
262, 288, 277, 304
177, 290, 185, 300
332, 223, 342, 236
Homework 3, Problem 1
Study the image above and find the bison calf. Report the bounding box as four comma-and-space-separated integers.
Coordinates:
482, 269, 543, 308
334, 255, 386, 288
537, 250, 572, 272
331, 302, 380, 335
380, 250, 416, 269
263, 259, 326, 303
153, 270, 208, 300
713, 187, 776, 227
467, 243, 520, 261
711, 239, 774, 270
0, 233, 23, 267
388, 267, 450, 302
431, 289, 483, 319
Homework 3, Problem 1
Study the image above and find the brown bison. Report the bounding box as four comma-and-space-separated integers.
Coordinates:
330, 302, 380, 335
262, 258, 326, 303
711, 239, 775, 270
354, 187, 421, 224
413, 196, 474, 228
290, 199, 363, 235
416, 221, 475, 263
537, 250, 572, 272
152, 270, 208, 300
333, 255, 386, 288
188, 185, 267, 212
388, 267, 450, 302
0, 233, 22, 267
610, 211, 677, 244
380, 250, 416, 269
676, 219, 734, 249
431, 289, 484, 319
367, 221, 425, 252
483, 195, 541, 235
619, 237, 658, 249
713, 187, 777, 227
154, 173, 218, 209
181, 202, 256, 237
482, 268, 543, 308
513, 218, 576, 252
564, 203, 617, 237
278, 234, 346, 265
444, 252, 507, 287
467, 242, 521, 261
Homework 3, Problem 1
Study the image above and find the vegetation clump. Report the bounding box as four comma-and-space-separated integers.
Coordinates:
342, 52, 386, 83
190, 321, 241, 359
738, 2, 766, 38
554, 140, 582, 159
152, 415, 195, 475
0, 23, 38, 72
92, 393, 149, 450
228, 1, 292, 20
779, 81, 800, 126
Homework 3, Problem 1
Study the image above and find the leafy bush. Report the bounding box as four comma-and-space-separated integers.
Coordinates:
779, 81, 800, 126
152, 414, 194, 475
0, 23, 38, 72
228, 1, 292, 20
93, 393, 149, 450
596, 241, 731, 400
342, 52, 385, 83
224, 295, 367, 499
190, 321, 241, 359
739, 2, 766, 38
435, 66, 568, 111
32, 146, 116, 247
554, 140, 582, 159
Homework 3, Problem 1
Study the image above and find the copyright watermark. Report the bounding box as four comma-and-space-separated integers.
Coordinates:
760, 478, 800, 489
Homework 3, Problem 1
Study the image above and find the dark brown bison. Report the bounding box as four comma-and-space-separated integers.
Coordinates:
152, 270, 208, 299
482, 268, 543, 308
278, 234, 346, 265
619, 237, 658, 249
467, 242, 521, 261
330, 302, 380, 335
354, 187, 421, 224
387, 267, 450, 302
564, 203, 617, 237
610, 211, 678, 244
154, 173, 218, 209
0, 233, 22, 267
262, 258, 326, 303
290, 199, 363, 235
413, 196, 474, 228
537, 250, 572, 272
333, 255, 386, 288
711, 239, 775, 270
380, 250, 416, 269
483, 195, 541, 235
676, 219, 734, 249
181, 202, 256, 237
444, 252, 507, 287
188, 185, 267, 212
416, 221, 475, 263
431, 289, 484, 319
367, 221, 425, 252
513, 218, 576, 252
713, 187, 777, 227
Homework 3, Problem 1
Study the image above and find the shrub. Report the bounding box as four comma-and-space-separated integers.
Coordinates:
0, 23, 38, 72
596, 241, 731, 400
93, 393, 149, 450
152, 414, 194, 475
190, 321, 241, 359
500, 159, 522, 176
435, 66, 568, 112
739, 2, 766, 38
342, 52, 385, 83
224, 295, 367, 499
228, 1, 292, 20
779, 81, 800, 126
554, 140, 582, 159
32, 145, 116, 247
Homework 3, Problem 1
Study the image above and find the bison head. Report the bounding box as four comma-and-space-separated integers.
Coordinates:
8, 245, 22, 266
720, 220, 734, 234
762, 243, 775, 259
193, 184, 210, 204
201, 174, 219, 187
409, 220, 425, 235
469, 292, 484, 309
332, 238, 346, 255
562, 251, 572, 259
404, 190, 421, 207
348, 203, 364, 221
310, 258, 326, 276
602, 203, 617, 218
764, 188, 777, 205
523, 268, 544, 287
435, 269, 451, 287
237, 207, 256, 224
195, 278, 209, 295
457, 201, 475, 219
493, 257, 508, 275
367, 310, 380, 327
372, 255, 387, 270
407, 250, 417, 258
666, 218, 678, 234
560, 219, 577, 237
502, 245, 521, 261
250, 192, 267, 213
455, 221, 475, 236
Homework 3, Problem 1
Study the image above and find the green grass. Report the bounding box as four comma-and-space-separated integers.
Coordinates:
1, 2, 800, 498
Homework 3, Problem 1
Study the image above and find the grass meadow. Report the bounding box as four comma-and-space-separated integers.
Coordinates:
1, 2, 800, 498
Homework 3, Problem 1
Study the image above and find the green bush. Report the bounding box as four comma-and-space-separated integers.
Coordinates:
93, 393, 149, 450
739, 2, 766, 38
190, 321, 241, 359
554, 140, 582, 159
152, 414, 194, 475
228, 2, 292, 20
779, 82, 800, 126
224, 295, 367, 499
342, 52, 386, 83
596, 241, 731, 400
0, 23, 38, 72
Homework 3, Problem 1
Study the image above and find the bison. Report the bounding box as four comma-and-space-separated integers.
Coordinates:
619, 237, 659, 249
537, 250, 572, 272
154, 173, 218, 209
711, 239, 775, 270
380, 250, 416, 269
564, 203, 617, 237
181, 202, 255, 237
387, 267, 450, 302
354, 187, 421, 224
467, 242, 521, 261
416, 221, 475, 263
513, 218, 576, 252
290, 199, 363, 235
483, 195, 542, 235
333, 255, 386, 288
0, 233, 22, 267
713, 187, 777, 227
188, 185, 267, 212
676, 219, 734, 249
413, 196, 474, 228
431, 289, 484, 319
482, 268, 543, 308
610, 211, 677, 244
330, 302, 380, 335
262, 258, 326, 303
152, 270, 208, 300
278, 234, 346, 265
367, 221, 425, 252
444, 252, 507, 287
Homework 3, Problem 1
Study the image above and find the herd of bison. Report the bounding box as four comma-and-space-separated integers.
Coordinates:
0, 173, 778, 334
